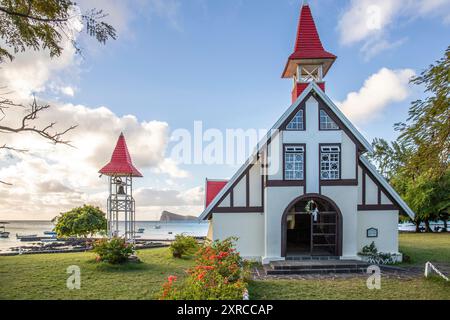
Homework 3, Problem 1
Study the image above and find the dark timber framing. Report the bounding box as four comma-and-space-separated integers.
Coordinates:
358, 160, 401, 213
211, 162, 264, 214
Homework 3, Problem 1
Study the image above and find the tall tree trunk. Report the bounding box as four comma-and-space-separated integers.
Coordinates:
414, 219, 422, 233
424, 219, 433, 233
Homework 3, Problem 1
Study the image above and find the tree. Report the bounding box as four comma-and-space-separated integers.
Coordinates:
395, 45, 450, 179
0, 0, 116, 63
0, 0, 117, 184
370, 46, 450, 232
53, 205, 107, 238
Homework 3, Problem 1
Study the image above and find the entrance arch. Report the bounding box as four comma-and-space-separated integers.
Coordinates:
281, 194, 343, 257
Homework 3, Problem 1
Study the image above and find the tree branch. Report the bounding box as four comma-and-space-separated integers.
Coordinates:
0, 6, 70, 23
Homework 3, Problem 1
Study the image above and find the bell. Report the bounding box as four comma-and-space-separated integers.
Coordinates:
117, 185, 126, 195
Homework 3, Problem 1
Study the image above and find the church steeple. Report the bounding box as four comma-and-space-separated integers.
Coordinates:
282, 2, 336, 102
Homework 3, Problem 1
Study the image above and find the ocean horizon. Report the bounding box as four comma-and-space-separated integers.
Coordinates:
0, 220, 208, 252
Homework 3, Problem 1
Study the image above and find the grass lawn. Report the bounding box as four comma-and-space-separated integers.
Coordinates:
399, 233, 450, 265
0, 248, 194, 300
0, 233, 449, 300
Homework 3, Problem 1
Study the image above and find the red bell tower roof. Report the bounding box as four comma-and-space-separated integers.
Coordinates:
99, 133, 143, 177
282, 3, 336, 78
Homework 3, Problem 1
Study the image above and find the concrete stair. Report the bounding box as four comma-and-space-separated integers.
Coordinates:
265, 260, 370, 275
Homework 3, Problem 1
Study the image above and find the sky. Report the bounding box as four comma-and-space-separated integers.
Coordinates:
0, 0, 449, 221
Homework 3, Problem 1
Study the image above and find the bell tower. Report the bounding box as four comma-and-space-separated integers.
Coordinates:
282, 2, 337, 103
99, 133, 143, 242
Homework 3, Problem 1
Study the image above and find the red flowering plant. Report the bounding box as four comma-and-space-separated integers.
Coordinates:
159, 237, 249, 300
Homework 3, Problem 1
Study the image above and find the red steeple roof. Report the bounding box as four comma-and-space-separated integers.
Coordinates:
99, 133, 143, 177
290, 4, 336, 60
282, 3, 336, 78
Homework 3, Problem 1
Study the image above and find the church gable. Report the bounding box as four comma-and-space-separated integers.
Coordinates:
211, 162, 264, 214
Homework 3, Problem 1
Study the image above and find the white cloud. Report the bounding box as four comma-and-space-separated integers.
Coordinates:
337, 68, 416, 123
338, 0, 450, 58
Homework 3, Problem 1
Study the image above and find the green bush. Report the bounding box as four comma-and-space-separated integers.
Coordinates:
53, 205, 107, 238
93, 238, 134, 264
169, 234, 199, 258
161, 237, 248, 300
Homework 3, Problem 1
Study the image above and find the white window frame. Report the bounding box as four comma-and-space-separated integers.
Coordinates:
320, 146, 340, 180
286, 109, 304, 131
284, 146, 305, 181
320, 109, 339, 130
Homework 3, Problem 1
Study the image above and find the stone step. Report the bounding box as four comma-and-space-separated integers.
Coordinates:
266, 267, 368, 275
271, 263, 369, 271
286, 256, 340, 261
266, 260, 370, 275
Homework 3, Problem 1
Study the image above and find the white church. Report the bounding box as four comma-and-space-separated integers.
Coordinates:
199, 3, 415, 264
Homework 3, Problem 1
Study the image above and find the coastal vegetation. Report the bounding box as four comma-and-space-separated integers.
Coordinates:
0, 233, 448, 300
370, 46, 450, 232
169, 234, 199, 258
53, 205, 107, 238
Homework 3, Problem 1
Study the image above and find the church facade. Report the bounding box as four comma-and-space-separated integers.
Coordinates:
199, 3, 414, 264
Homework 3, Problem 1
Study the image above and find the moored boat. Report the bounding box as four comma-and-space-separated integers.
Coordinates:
16, 233, 38, 239
0, 222, 10, 238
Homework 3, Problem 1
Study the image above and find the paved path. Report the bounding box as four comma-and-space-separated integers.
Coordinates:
252, 263, 450, 281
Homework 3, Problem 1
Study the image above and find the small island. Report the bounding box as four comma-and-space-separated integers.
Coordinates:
160, 211, 198, 222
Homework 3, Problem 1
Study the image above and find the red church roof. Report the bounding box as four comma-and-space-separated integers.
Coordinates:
205, 180, 228, 208
282, 3, 336, 78
99, 133, 143, 177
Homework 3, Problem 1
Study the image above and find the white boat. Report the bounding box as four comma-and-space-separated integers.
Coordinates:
16, 233, 38, 239
154, 225, 161, 230
41, 238, 58, 243
0, 223, 9, 238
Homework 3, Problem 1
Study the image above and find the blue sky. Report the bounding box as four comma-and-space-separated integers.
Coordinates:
72, 0, 449, 185
1, 0, 449, 220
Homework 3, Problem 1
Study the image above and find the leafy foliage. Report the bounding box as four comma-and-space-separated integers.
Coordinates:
0, 0, 117, 63
370, 46, 450, 231
160, 237, 249, 300
359, 242, 396, 265
93, 237, 134, 264
395, 45, 450, 179
169, 234, 199, 258
53, 205, 107, 238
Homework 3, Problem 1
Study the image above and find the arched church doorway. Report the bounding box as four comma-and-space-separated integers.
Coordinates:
281, 194, 342, 257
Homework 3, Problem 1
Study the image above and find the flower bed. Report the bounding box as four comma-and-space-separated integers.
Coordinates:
160, 237, 249, 300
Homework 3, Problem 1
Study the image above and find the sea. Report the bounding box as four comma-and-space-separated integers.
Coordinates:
0, 220, 209, 253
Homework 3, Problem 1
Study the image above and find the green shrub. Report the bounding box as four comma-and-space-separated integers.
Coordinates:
169, 234, 199, 258
359, 241, 396, 265
53, 205, 107, 238
160, 237, 248, 300
93, 238, 134, 264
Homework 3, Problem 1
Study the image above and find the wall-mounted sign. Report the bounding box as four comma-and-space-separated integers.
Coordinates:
367, 228, 378, 238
